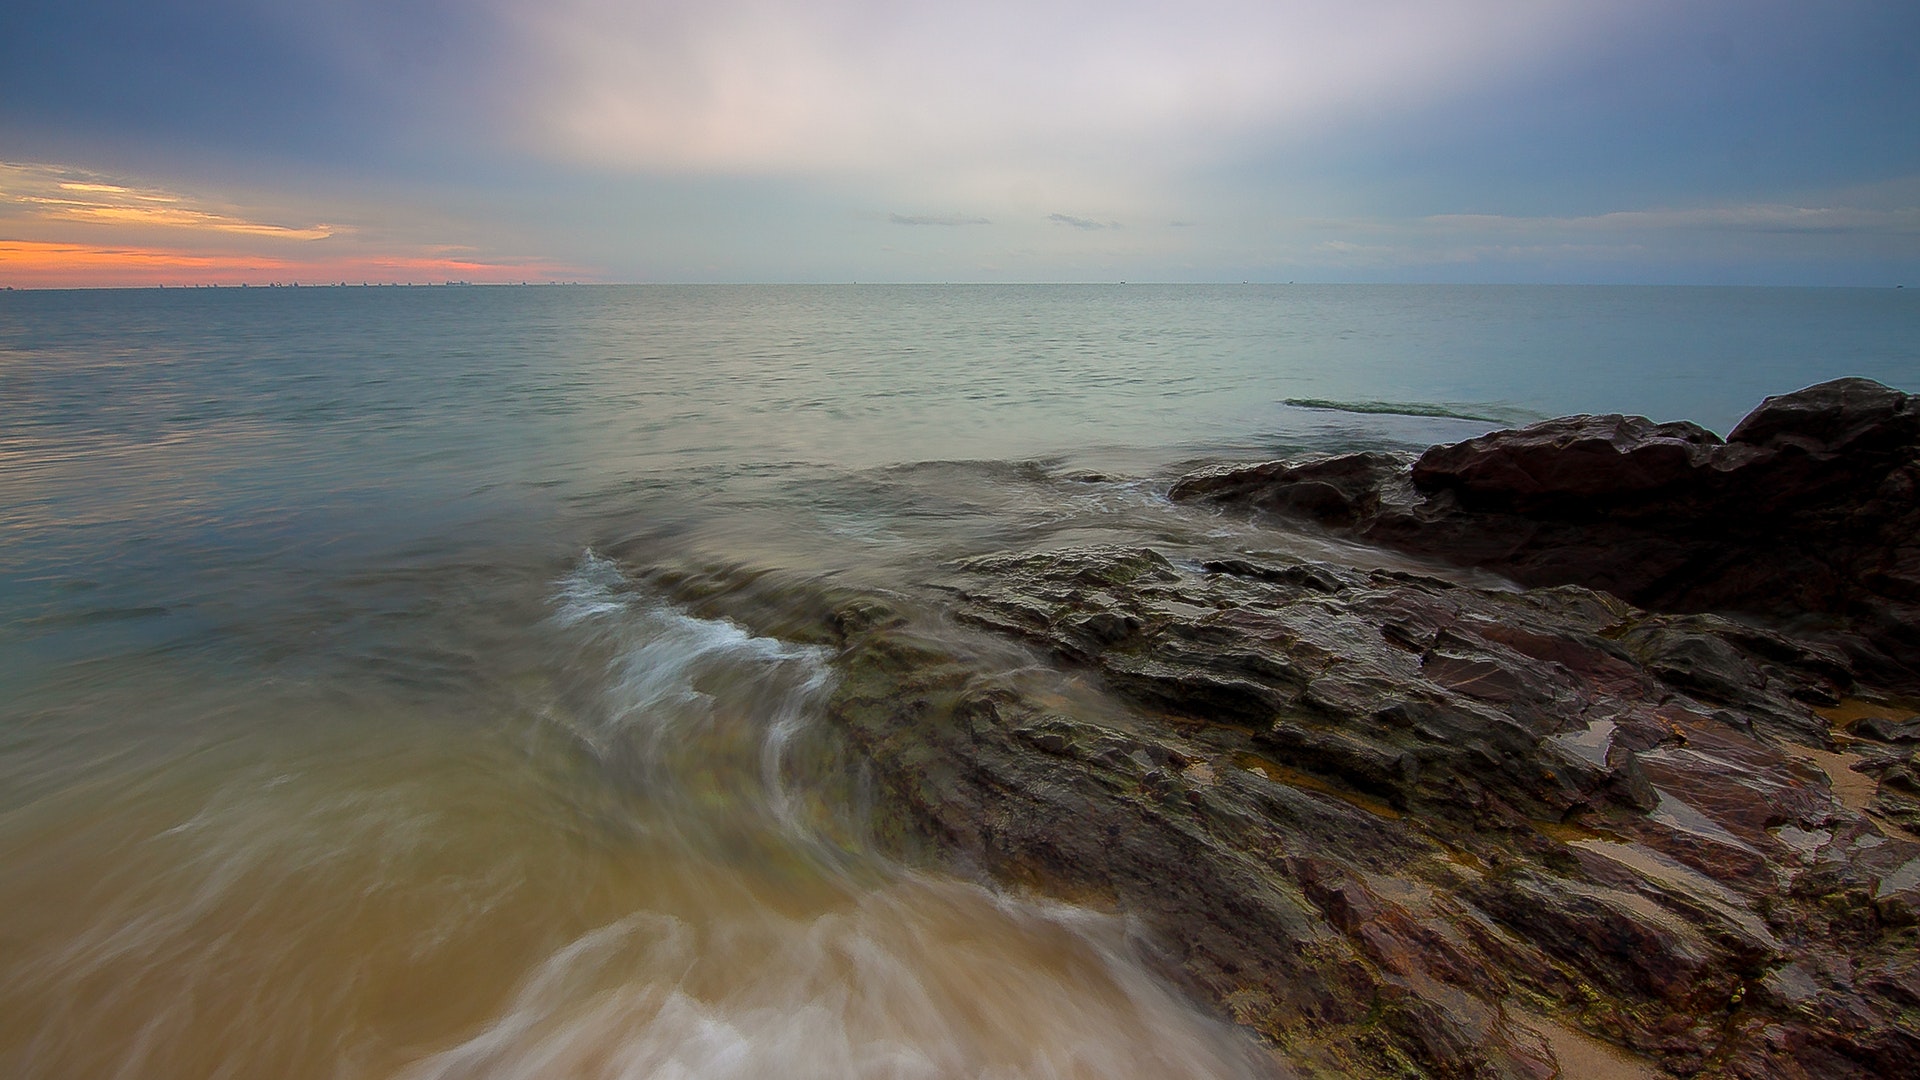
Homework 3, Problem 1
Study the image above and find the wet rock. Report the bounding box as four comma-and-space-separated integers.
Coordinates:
933, 545, 1920, 1077
1170, 453, 1407, 527
1855, 746, 1920, 832
1174, 378, 1920, 692
1410, 415, 1728, 510
1473, 870, 1723, 1006
636, 416, 1920, 1078
951, 547, 1809, 834
1725, 377, 1918, 455
1854, 715, 1920, 743
1618, 618, 1836, 745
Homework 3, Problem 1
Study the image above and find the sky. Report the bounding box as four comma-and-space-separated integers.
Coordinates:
2, 0, 1916, 286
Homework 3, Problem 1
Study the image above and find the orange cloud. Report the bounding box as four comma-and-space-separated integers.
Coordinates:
4, 162, 338, 240
0, 240, 587, 289
45, 204, 337, 239
1, 161, 598, 287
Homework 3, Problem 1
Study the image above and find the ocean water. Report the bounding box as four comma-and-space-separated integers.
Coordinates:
2, 284, 1916, 1077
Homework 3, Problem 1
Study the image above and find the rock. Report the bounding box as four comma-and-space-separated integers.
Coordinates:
1854, 715, 1920, 743
1173, 378, 1920, 693
623, 383, 1920, 1078
1170, 453, 1407, 527
1855, 747, 1920, 833
1409, 415, 1727, 511
1726, 377, 1919, 454
1468, 870, 1722, 1006
635, 535, 1920, 1079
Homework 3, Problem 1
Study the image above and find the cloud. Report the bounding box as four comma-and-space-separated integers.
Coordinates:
1424, 203, 1920, 237
1049, 213, 1116, 230
502, 0, 1657, 196
0, 162, 336, 240
0, 162, 591, 286
889, 213, 990, 226
1236, 185, 1920, 277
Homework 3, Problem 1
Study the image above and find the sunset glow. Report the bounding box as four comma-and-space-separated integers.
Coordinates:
2, 2, 1915, 284
0, 240, 585, 289
2, 162, 335, 239
0, 162, 586, 288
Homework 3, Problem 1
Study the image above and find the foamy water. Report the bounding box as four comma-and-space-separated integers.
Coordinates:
0, 551, 1273, 1078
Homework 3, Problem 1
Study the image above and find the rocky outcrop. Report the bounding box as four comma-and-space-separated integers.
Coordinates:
1171, 379, 1920, 692
646, 543, 1920, 1079
618, 379, 1920, 1078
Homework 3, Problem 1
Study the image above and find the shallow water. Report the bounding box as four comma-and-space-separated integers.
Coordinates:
1, 552, 1274, 1079
2, 284, 1917, 1077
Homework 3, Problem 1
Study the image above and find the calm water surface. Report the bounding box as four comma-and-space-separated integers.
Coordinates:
2, 285, 1916, 1077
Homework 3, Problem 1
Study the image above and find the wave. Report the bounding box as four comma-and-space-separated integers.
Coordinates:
1281, 397, 1543, 425
548, 551, 836, 832
397, 876, 1271, 1080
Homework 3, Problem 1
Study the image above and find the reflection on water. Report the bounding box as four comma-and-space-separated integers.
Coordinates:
0, 553, 1272, 1079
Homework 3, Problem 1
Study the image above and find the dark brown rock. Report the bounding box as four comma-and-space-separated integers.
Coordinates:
1173, 378, 1920, 693
1855, 716, 1920, 743
643, 537, 1920, 1079
1410, 415, 1727, 510
1726, 377, 1919, 454
1170, 453, 1405, 527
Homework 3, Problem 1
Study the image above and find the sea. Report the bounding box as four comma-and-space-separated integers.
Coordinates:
2, 284, 1916, 1078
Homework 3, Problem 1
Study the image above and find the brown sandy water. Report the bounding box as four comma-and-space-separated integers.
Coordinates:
0, 550, 1279, 1080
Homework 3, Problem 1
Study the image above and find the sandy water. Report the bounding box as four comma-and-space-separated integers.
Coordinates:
2, 552, 1273, 1079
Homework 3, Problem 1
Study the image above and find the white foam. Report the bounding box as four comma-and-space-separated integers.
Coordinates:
548, 551, 836, 828
396, 877, 1270, 1080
